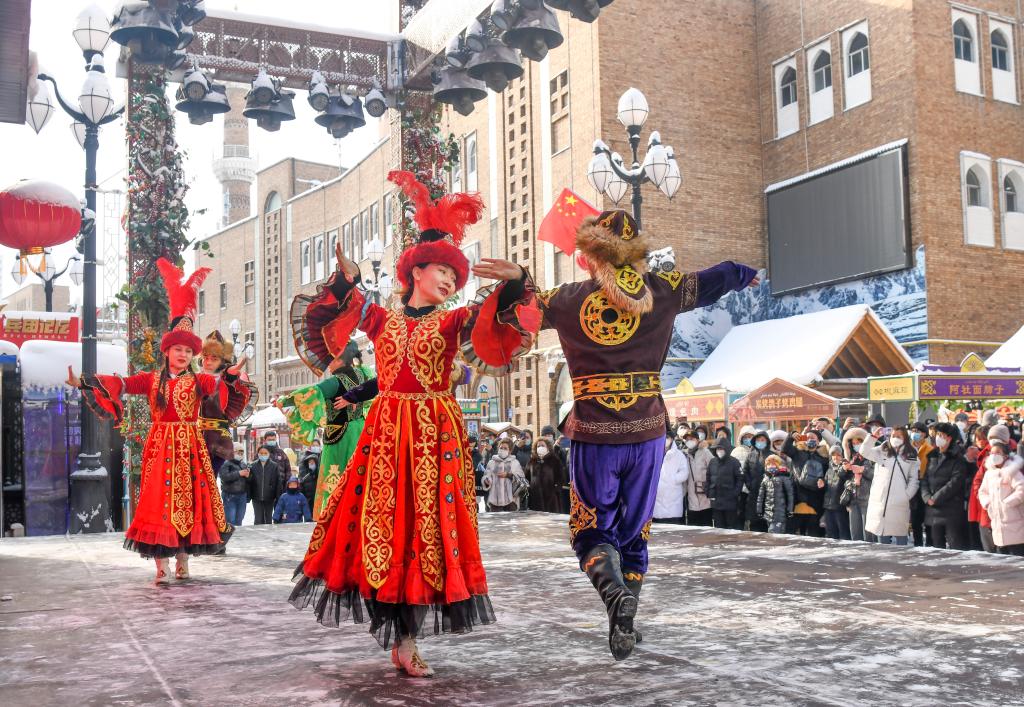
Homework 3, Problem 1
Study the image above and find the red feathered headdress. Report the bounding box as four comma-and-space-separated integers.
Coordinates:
156, 257, 210, 354
388, 170, 485, 290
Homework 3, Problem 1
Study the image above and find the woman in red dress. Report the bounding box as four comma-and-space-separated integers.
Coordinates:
289, 171, 538, 677
66, 259, 250, 584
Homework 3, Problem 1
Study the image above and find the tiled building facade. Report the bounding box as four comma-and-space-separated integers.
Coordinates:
198, 0, 1024, 432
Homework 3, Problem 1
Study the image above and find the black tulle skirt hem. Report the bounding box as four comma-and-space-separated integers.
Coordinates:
288, 562, 497, 650
123, 527, 233, 559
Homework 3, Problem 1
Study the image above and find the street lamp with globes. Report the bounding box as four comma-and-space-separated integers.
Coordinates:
586, 87, 681, 229
10, 249, 83, 312
361, 237, 394, 305
28, 3, 126, 534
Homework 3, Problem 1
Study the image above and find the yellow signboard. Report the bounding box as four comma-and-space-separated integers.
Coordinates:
868, 376, 915, 401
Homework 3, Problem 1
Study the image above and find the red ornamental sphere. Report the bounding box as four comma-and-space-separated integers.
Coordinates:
0, 180, 82, 255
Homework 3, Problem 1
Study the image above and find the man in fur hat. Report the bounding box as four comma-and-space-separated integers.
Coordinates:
536, 209, 758, 660
199, 330, 257, 480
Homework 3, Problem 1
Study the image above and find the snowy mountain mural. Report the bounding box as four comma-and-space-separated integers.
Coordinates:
662, 245, 927, 389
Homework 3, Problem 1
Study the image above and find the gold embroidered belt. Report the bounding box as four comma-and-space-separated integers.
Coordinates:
378, 390, 456, 401
198, 418, 231, 436
571, 372, 662, 412
153, 421, 199, 426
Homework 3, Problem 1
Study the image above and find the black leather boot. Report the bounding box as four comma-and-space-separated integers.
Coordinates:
624, 572, 644, 644
582, 544, 638, 660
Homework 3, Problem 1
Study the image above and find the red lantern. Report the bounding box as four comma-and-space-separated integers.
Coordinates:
0, 180, 82, 256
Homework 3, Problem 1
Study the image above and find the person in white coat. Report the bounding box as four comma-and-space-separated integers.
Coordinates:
682, 429, 714, 526
978, 443, 1024, 556
859, 425, 919, 545
654, 433, 690, 525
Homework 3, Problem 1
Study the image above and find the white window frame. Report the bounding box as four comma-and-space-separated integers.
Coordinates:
458, 240, 481, 305
990, 21, 1017, 104
774, 58, 799, 139
383, 193, 394, 246
300, 239, 311, 284
998, 158, 1024, 250
314, 234, 325, 281
842, 22, 872, 110
951, 10, 982, 96
466, 132, 479, 191
806, 41, 834, 125
243, 260, 255, 304
960, 151, 995, 247
219, 282, 228, 309
370, 201, 380, 243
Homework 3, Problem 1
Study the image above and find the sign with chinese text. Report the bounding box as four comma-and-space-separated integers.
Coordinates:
868, 375, 915, 402
918, 376, 1024, 400
729, 378, 838, 422
664, 390, 728, 422
0, 311, 80, 345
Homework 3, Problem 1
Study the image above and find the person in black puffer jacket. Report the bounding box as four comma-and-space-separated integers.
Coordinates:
783, 429, 828, 536
707, 439, 743, 529
297, 446, 321, 513
218, 443, 250, 532
823, 444, 852, 540
756, 455, 795, 533
921, 422, 970, 550
742, 430, 771, 532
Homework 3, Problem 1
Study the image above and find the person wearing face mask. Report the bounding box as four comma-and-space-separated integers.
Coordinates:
273, 476, 313, 524
483, 440, 528, 511
218, 442, 251, 533
908, 422, 933, 546
841, 427, 874, 542
970, 425, 1012, 552
859, 426, 920, 545
756, 455, 795, 534
297, 443, 322, 514
964, 425, 993, 551
921, 422, 970, 550
683, 430, 714, 526
527, 438, 568, 513
731, 425, 757, 530
977, 441, 1024, 556
953, 412, 971, 446
823, 445, 852, 540
741, 430, 772, 532
694, 425, 710, 446
248, 444, 282, 525
783, 429, 829, 536
260, 430, 291, 496
654, 427, 690, 525
707, 438, 743, 529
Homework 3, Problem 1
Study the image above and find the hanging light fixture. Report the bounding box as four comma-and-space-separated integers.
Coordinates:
433, 66, 487, 116
605, 170, 628, 204
78, 55, 115, 124
108, 3, 179, 65
71, 121, 87, 149
660, 149, 682, 199
586, 143, 613, 194
501, 3, 563, 62
313, 93, 366, 139
466, 30, 524, 93
26, 82, 55, 134
307, 70, 330, 112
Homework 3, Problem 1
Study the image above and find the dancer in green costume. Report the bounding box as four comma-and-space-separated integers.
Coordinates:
276, 340, 375, 519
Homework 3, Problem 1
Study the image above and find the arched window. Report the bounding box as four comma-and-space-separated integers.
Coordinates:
812, 50, 832, 92
1005, 174, 1019, 212
954, 20, 973, 62
848, 33, 870, 76
966, 168, 984, 207
780, 67, 797, 106
264, 191, 282, 213
992, 30, 1010, 71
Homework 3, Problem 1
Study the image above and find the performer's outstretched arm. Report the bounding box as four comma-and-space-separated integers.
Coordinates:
690, 261, 759, 310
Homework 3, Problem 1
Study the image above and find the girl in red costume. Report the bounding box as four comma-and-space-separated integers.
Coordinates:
288, 171, 538, 677
66, 259, 250, 584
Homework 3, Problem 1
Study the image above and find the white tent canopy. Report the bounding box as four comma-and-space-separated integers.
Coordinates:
246, 405, 287, 428
986, 324, 1024, 369
688, 304, 912, 393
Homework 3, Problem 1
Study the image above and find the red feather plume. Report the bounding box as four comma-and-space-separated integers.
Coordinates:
156, 257, 210, 322
387, 170, 484, 246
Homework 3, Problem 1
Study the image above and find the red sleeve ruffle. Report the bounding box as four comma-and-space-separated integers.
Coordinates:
80, 373, 125, 425
462, 279, 540, 375
290, 270, 366, 376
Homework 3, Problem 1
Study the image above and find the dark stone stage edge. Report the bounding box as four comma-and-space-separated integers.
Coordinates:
1, 513, 1022, 706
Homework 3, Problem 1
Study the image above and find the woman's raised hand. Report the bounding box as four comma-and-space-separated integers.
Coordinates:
65, 365, 81, 388
334, 241, 360, 282
472, 258, 523, 281
226, 355, 248, 376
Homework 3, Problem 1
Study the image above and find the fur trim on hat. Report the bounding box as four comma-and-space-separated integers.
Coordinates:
769, 430, 788, 443
396, 240, 469, 291
161, 329, 203, 354
575, 216, 650, 269
202, 330, 233, 362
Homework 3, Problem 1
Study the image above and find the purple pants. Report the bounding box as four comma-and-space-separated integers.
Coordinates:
569, 437, 665, 575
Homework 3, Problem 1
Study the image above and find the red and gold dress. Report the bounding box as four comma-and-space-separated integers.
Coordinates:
288, 271, 536, 648
82, 371, 248, 558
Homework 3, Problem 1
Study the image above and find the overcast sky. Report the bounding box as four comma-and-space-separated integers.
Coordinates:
0, 0, 395, 305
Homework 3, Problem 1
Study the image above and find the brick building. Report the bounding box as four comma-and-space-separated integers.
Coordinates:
196, 0, 1024, 431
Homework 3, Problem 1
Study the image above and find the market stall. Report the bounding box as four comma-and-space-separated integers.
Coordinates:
868, 353, 1024, 422
727, 377, 839, 431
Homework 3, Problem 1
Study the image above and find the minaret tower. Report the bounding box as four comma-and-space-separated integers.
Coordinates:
211, 86, 255, 226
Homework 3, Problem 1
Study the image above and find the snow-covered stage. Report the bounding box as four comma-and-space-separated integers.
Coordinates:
2, 513, 1022, 706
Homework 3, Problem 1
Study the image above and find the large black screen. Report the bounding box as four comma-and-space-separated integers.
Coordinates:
766, 142, 911, 295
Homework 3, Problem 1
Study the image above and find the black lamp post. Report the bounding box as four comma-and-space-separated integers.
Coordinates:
362, 237, 393, 305
31, 5, 125, 533
10, 251, 83, 312
586, 87, 681, 229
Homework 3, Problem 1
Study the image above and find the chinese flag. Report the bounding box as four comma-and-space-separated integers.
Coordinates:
537, 188, 600, 255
